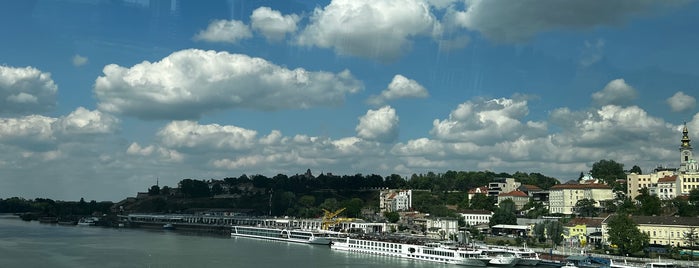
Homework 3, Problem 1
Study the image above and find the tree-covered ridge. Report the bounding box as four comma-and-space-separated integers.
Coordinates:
202, 170, 560, 195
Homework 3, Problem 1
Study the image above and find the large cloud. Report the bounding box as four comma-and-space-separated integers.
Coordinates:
591, 79, 638, 106
193, 19, 252, 44
296, 0, 438, 61
367, 74, 429, 106
0, 66, 58, 115
667, 91, 696, 113
251, 7, 300, 42
356, 106, 400, 143
0, 107, 119, 152
430, 97, 547, 145
445, 0, 675, 42
157, 120, 258, 152
94, 49, 363, 120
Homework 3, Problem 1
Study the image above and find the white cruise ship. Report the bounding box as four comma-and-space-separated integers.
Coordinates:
331, 237, 518, 267
231, 226, 332, 245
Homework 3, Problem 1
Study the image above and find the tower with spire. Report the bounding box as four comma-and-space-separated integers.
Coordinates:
679, 122, 694, 173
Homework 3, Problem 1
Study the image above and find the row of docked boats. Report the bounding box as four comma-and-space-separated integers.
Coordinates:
229, 225, 541, 267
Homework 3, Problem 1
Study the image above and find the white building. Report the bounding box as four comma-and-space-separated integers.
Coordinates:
459, 210, 493, 226
548, 183, 613, 215
656, 175, 680, 200
379, 189, 412, 212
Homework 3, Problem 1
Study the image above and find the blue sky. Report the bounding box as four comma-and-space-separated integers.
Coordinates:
1, 0, 699, 201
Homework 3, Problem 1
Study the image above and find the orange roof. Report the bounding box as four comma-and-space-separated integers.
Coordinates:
566, 217, 603, 227
658, 175, 677, 183
521, 184, 542, 191
468, 186, 488, 194
499, 190, 528, 197
550, 183, 611, 190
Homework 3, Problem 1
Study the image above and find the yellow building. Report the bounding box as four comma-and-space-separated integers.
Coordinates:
563, 218, 603, 247
602, 215, 699, 248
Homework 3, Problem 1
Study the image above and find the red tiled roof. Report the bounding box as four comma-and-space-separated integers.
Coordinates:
499, 190, 528, 197
468, 186, 488, 194
658, 175, 678, 183
550, 183, 611, 190
459, 209, 493, 215
566, 217, 603, 227
521, 184, 542, 191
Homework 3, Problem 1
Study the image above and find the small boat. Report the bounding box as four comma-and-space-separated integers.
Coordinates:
644, 259, 676, 268
162, 223, 175, 230
562, 262, 579, 268
610, 259, 642, 268
77, 217, 98, 226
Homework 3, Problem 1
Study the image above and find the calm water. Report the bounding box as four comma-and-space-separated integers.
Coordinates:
0, 215, 447, 268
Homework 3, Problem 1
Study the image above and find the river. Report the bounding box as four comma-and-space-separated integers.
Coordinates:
0, 214, 447, 268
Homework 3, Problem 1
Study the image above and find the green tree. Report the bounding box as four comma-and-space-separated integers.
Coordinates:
384, 211, 400, 223
575, 198, 598, 218
607, 214, 649, 255
490, 200, 517, 227
469, 194, 495, 211
343, 198, 364, 218
148, 185, 160, 195
629, 165, 642, 175
683, 227, 698, 261
178, 179, 211, 198
533, 222, 547, 243
591, 159, 625, 186
635, 188, 661, 216
546, 221, 564, 246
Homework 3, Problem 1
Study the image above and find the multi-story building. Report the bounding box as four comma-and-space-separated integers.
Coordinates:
379, 189, 412, 213
563, 217, 604, 247
628, 124, 699, 199
627, 168, 676, 200
459, 210, 493, 226
602, 215, 699, 247
497, 190, 530, 210
488, 178, 521, 197
656, 175, 680, 200
548, 183, 613, 215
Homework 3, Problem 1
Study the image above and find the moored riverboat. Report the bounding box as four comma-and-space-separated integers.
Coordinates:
230, 226, 332, 245
330, 237, 519, 266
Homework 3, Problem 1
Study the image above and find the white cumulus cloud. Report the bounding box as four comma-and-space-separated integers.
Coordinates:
356, 106, 400, 143
592, 78, 638, 106
667, 91, 696, 112
251, 7, 300, 42
54, 107, 119, 135
0, 66, 58, 115
367, 74, 429, 106
157, 120, 258, 152
430, 97, 547, 145
94, 49, 363, 120
296, 0, 438, 61
193, 19, 252, 44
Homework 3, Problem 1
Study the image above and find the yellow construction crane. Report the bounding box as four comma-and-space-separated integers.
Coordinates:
321, 208, 347, 230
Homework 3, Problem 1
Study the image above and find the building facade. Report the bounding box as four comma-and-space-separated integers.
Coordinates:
459, 210, 493, 226
379, 189, 412, 213
497, 190, 530, 210
602, 215, 699, 247
548, 183, 613, 215
488, 178, 521, 197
